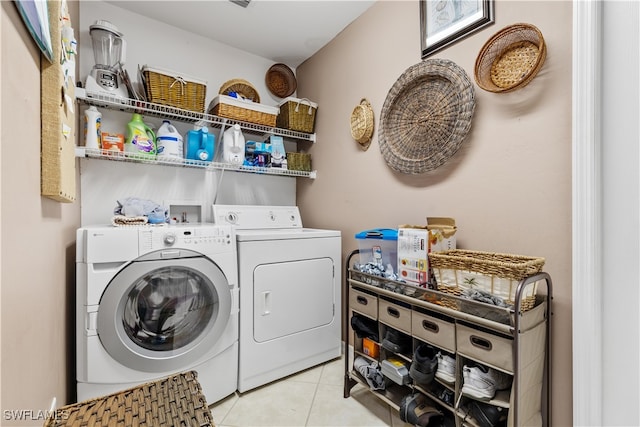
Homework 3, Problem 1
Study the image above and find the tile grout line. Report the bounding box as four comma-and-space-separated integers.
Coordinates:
304, 363, 324, 426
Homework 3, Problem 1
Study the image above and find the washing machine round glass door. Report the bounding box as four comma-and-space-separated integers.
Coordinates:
97, 249, 231, 373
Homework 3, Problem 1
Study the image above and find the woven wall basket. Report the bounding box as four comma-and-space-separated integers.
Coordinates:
266, 63, 297, 98
474, 23, 546, 93
350, 98, 374, 149
379, 59, 476, 174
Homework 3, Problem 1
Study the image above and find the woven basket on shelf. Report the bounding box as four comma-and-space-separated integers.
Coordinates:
286, 152, 312, 171
474, 23, 546, 93
379, 59, 475, 175
44, 371, 213, 427
266, 63, 297, 98
142, 66, 207, 112
218, 78, 260, 102
277, 98, 317, 133
428, 249, 545, 312
350, 98, 374, 149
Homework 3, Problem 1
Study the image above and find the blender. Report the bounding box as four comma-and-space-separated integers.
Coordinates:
85, 20, 128, 98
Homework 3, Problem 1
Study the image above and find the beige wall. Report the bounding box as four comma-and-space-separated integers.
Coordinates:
297, 1, 572, 426
1, 1, 80, 425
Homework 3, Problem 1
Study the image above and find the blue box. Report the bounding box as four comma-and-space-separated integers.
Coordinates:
355, 228, 398, 271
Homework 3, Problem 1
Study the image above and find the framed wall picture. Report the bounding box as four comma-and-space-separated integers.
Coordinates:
420, 0, 494, 58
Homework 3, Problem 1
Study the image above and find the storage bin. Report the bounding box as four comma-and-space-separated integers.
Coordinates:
411, 308, 455, 353
355, 228, 398, 271
456, 322, 514, 373
208, 94, 279, 127
286, 152, 312, 172
349, 287, 378, 319
429, 249, 545, 311
378, 297, 411, 334
142, 65, 207, 112
276, 97, 318, 133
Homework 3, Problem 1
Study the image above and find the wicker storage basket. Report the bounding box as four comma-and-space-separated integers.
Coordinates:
44, 371, 214, 427
276, 97, 317, 133
286, 152, 312, 171
429, 249, 545, 311
209, 94, 279, 127
142, 65, 207, 112
474, 23, 546, 93
218, 78, 260, 102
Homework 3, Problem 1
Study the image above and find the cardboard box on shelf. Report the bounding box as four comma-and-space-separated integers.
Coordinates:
427, 217, 457, 253
397, 227, 429, 287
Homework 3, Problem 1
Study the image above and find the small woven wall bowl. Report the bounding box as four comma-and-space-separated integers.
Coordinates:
266, 63, 297, 98
218, 78, 261, 103
379, 59, 475, 174
475, 23, 546, 93
350, 98, 374, 148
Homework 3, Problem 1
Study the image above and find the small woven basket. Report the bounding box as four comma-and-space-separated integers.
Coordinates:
475, 23, 546, 93
212, 102, 276, 126
277, 98, 317, 133
44, 371, 213, 427
429, 249, 545, 311
219, 78, 260, 102
286, 152, 312, 171
350, 99, 374, 147
266, 63, 297, 98
142, 66, 207, 112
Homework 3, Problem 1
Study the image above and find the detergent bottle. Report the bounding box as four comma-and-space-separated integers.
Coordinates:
156, 120, 183, 160
83, 106, 102, 149
223, 124, 245, 165
184, 126, 214, 162
125, 114, 156, 158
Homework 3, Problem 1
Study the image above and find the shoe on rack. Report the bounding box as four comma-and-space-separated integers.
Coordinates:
399, 393, 444, 427
350, 314, 379, 342
381, 327, 411, 354
435, 351, 456, 384
353, 356, 386, 391
409, 344, 438, 385
469, 400, 508, 427
461, 364, 512, 400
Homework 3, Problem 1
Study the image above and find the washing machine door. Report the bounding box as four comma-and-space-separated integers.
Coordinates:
97, 249, 231, 373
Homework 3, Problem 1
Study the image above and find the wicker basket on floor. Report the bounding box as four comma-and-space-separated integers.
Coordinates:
44, 371, 214, 427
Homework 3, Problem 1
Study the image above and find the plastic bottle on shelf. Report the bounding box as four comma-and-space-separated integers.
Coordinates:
156, 120, 183, 160
84, 106, 102, 149
125, 113, 156, 158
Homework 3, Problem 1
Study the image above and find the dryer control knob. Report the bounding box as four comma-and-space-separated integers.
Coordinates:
164, 233, 176, 246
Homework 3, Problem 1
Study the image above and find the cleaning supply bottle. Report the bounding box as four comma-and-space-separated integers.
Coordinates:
156, 120, 183, 160
84, 106, 102, 149
223, 124, 245, 165
185, 126, 214, 162
125, 113, 156, 158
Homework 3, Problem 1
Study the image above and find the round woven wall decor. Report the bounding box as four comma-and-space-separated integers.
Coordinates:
350, 98, 374, 149
379, 59, 475, 174
265, 63, 297, 98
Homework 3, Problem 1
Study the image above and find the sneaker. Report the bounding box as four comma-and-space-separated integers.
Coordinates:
381, 327, 411, 354
435, 352, 456, 384
350, 314, 379, 342
461, 364, 512, 400
409, 344, 438, 385
399, 393, 443, 427
353, 356, 386, 391
468, 400, 508, 427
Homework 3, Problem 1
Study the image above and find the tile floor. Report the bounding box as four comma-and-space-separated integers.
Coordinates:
209, 356, 410, 427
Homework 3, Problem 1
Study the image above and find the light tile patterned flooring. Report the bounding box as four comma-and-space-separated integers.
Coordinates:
210, 356, 410, 427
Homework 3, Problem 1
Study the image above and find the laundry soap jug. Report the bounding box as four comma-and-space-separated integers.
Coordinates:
84, 106, 102, 149
185, 126, 214, 162
156, 120, 183, 160
223, 124, 245, 165
125, 114, 156, 158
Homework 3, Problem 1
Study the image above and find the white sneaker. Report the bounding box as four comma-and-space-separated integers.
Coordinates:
461, 365, 512, 400
435, 352, 456, 384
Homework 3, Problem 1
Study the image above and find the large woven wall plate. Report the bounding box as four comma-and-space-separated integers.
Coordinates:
379, 59, 476, 174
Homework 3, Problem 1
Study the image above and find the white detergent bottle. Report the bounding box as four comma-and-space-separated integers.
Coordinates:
84, 106, 102, 149
223, 124, 245, 164
156, 120, 183, 160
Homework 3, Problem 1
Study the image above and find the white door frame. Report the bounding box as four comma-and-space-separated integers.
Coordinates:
572, 0, 602, 425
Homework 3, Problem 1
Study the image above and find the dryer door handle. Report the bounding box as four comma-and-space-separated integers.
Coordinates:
261, 291, 271, 316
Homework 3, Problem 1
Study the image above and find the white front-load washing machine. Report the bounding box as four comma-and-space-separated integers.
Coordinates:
76, 224, 238, 404
212, 205, 341, 393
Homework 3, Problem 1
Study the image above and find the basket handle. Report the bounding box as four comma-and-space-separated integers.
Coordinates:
169, 76, 187, 96
294, 98, 314, 115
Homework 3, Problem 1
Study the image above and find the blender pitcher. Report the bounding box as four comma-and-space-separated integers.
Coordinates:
85, 20, 128, 97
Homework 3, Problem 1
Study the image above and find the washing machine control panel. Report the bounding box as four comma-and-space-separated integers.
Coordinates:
139, 225, 234, 253
212, 205, 302, 229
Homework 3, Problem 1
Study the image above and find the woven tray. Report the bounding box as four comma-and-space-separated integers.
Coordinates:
428, 249, 545, 311
276, 97, 317, 133
474, 23, 546, 93
44, 371, 214, 427
142, 66, 207, 112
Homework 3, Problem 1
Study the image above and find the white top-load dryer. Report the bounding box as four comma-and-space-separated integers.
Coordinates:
212, 205, 342, 392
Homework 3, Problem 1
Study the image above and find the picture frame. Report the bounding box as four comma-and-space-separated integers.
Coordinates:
420, 0, 494, 58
